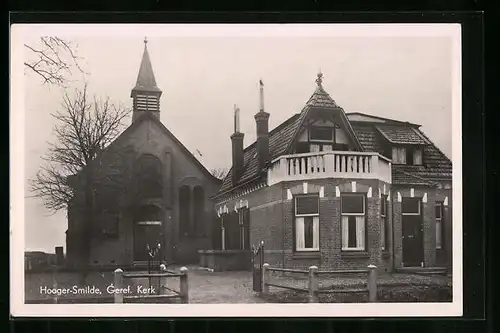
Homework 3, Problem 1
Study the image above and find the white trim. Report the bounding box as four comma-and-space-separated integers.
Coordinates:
378, 188, 381, 199
287, 189, 293, 200
387, 191, 391, 201
383, 184, 386, 195
422, 193, 428, 203
367, 187, 372, 198
444, 196, 449, 206
303, 182, 308, 194
397, 192, 402, 202
137, 221, 162, 226
352, 181, 357, 193
319, 186, 325, 198
335, 186, 340, 197
410, 188, 415, 198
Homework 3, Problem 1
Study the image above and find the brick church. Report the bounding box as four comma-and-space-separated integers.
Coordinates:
210, 72, 453, 273
65, 39, 221, 267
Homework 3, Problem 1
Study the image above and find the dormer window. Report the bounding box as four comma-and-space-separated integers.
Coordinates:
392, 146, 423, 165
309, 127, 334, 142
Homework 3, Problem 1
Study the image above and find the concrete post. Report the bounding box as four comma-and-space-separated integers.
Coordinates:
159, 264, 167, 295
367, 264, 378, 302
262, 263, 270, 294
308, 266, 318, 303
180, 266, 189, 303
114, 268, 124, 303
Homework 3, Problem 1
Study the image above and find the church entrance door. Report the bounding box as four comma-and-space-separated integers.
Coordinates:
133, 221, 164, 262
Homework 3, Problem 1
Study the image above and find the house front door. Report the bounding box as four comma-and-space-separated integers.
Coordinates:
402, 198, 424, 267
133, 221, 164, 262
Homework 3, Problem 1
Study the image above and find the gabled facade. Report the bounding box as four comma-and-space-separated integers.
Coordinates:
66, 39, 221, 268
211, 73, 452, 273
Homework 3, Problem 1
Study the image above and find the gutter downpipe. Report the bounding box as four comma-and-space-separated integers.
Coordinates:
281, 181, 285, 269
391, 187, 396, 273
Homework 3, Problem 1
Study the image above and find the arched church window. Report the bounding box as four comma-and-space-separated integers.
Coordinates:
179, 186, 191, 238
135, 154, 163, 198
193, 186, 205, 236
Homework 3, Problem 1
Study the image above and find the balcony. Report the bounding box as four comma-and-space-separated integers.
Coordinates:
267, 151, 392, 186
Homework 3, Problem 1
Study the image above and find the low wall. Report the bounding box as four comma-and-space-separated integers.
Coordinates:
198, 250, 252, 272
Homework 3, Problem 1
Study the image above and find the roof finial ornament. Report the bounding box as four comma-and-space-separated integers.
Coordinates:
316, 70, 323, 86
144, 36, 148, 45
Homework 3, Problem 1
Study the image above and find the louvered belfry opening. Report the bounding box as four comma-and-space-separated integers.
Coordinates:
131, 37, 163, 123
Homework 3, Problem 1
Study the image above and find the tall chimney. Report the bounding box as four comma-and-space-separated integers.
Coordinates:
231, 105, 244, 186
255, 80, 270, 171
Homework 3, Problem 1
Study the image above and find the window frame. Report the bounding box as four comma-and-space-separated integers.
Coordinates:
309, 126, 335, 143
341, 193, 367, 252
294, 194, 320, 252
435, 202, 443, 250
380, 195, 388, 251
392, 146, 407, 165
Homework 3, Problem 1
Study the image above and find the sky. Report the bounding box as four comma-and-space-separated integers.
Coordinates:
15, 24, 458, 253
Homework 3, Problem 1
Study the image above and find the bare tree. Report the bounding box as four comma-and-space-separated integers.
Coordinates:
30, 84, 131, 272
24, 37, 86, 87
210, 168, 228, 180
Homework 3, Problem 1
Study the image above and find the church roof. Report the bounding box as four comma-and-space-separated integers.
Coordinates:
131, 38, 162, 94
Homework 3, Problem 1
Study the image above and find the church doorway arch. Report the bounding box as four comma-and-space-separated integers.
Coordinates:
133, 204, 164, 262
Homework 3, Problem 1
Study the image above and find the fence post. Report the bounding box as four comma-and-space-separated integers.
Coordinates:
114, 268, 124, 303
367, 264, 378, 302
179, 266, 189, 303
262, 263, 270, 294
308, 266, 318, 303
159, 264, 167, 295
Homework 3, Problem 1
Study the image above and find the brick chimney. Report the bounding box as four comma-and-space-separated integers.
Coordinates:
231, 105, 244, 186
255, 80, 270, 171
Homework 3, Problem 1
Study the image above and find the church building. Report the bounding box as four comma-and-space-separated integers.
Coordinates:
65, 39, 221, 267
209, 73, 453, 274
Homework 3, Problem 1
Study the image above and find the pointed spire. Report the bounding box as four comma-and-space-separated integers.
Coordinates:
307, 71, 338, 108
132, 37, 161, 94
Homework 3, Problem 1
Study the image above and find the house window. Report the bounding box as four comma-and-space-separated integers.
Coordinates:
392, 147, 407, 164
436, 202, 443, 249
341, 194, 366, 251
413, 148, 423, 165
381, 195, 388, 251
238, 208, 250, 250
294, 195, 319, 251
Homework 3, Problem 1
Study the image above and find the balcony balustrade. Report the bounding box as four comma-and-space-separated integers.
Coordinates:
267, 151, 392, 186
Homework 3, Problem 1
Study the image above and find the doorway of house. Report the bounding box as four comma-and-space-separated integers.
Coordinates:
402, 197, 424, 267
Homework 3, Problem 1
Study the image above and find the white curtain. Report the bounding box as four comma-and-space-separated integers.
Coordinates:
392, 147, 406, 164
322, 144, 333, 152
413, 148, 423, 165
356, 216, 365, 249
436, 220, 442, 249
296, 217, 305, 250
341, 216, 349, 249
313, 216, 319, 249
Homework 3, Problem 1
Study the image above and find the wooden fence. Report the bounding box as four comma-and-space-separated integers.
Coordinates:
262, 264, 378, 302
114, 264, 189, 303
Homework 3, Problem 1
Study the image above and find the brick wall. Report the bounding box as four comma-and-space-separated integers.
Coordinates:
216, 178, 392, 272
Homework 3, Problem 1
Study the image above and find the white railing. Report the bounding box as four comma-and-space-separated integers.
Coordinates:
267, 151, 392, 186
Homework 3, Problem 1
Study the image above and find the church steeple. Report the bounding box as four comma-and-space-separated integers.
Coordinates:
131, 37, 162, 122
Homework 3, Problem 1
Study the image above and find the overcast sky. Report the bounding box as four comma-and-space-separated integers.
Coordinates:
16, 24, 457, 253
